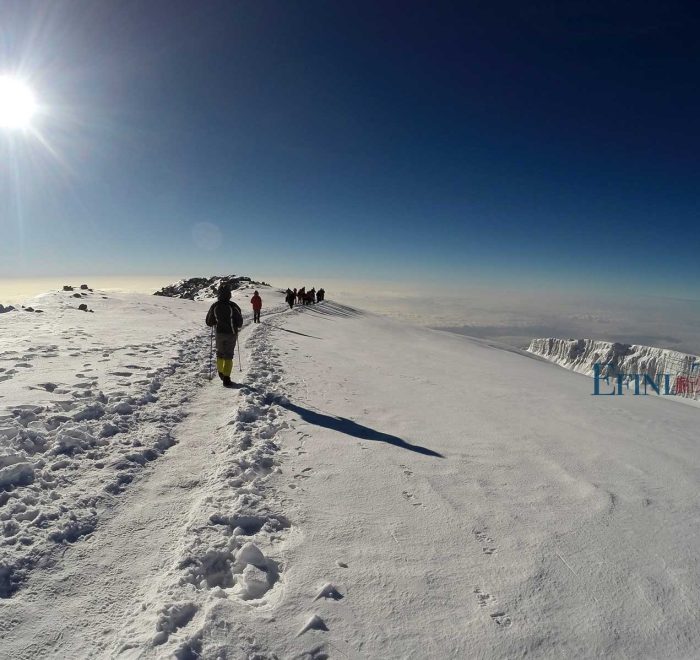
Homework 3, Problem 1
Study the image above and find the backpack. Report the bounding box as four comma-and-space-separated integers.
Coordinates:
206, 301, 243, 331
231, 302, 243, 329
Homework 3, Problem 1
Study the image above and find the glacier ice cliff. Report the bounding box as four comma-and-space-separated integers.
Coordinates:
527, 338, 699, 398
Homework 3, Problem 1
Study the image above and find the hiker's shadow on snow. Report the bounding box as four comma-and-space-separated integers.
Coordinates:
261, 322, 322, 340
273, 398, 443, 458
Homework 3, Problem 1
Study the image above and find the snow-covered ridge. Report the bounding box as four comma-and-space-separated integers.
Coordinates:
154, 275, 271, 301
527, 338, 699, 395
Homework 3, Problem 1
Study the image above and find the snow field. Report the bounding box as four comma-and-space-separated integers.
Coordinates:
227, 302, 700, 659
1, 289, 699, 659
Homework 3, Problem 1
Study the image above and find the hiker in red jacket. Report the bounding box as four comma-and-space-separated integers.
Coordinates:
250, 290, 262, 323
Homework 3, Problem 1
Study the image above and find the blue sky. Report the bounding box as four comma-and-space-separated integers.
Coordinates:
1, 0, 698, 296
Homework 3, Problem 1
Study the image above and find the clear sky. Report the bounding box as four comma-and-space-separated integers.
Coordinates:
1, 0, 698, 297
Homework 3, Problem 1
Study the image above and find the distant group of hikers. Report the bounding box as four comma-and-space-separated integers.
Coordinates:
284, 286, 325, 309
206, 283, 326, 387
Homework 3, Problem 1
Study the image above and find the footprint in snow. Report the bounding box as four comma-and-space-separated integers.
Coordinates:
474, 528, 497, 555
402, 491, 422, 506
474, 588, 512, 627
490, 611, 512, 627
474, 588, 494, 608
152, 601, 198, 646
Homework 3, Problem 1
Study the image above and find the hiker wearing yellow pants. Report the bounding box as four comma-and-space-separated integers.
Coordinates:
205, 283, 243, 388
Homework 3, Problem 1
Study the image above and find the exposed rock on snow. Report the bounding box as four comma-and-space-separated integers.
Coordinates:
154, 275, 271, 301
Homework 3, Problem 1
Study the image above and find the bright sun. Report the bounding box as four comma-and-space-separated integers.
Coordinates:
0, 76, 37, 130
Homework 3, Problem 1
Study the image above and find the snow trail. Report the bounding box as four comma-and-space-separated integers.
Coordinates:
1, 312, 295, 658
0, 380, 238, 657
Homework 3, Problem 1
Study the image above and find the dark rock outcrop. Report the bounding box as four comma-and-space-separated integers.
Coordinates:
154, 275, 270, 301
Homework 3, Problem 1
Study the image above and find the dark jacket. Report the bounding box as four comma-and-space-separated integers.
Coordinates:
206, 300, 243, 334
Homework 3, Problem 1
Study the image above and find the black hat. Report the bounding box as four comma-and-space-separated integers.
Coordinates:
218, 283, 232, 300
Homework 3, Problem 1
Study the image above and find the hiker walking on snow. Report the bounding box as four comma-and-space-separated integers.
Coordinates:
285, 289, 295, 309
205, 283, 243, 388
251, 290, 262, 323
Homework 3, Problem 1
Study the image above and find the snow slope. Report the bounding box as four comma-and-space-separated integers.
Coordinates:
1, 292, 699, 659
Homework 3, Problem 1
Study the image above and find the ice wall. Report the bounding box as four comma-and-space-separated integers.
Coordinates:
527, 338, 699, 397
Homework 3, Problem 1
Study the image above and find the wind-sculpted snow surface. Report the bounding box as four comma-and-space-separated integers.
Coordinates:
527, 337, 699, 399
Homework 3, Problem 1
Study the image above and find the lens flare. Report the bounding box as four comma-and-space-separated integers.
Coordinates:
0, 76, 38, 129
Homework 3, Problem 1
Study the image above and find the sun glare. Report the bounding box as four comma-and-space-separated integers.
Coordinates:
0, 76, 38, 130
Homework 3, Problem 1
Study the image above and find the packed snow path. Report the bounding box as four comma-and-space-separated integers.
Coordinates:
1, 291, 699, 658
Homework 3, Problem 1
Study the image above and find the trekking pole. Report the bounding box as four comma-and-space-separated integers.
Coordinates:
237, 331, 243, 372
208, 327, 214, 380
